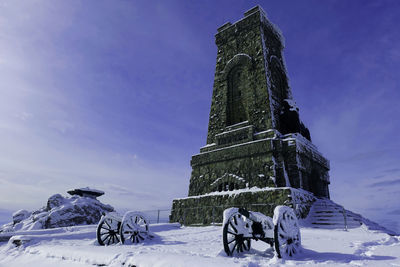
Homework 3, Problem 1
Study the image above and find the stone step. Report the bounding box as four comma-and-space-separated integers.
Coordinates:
310, 218, 360, 224
313, 209, 344, 212
313, 210, 343, 214
313, 213, 360, 219
313, 208, 342, 211
310, 210, 360, 218
306, 198, 365, 230
312, 225, 361, 229
310, 213, 361, 220
314, 211, 336, 214
312, 218, 360, 223
311, 221, 361, 227
313, 206, 342, 209
312, 215, 342, 218
312, 218, 352, 222
313, 204, 343, 208
312, 214, 347, 218
311, 222, 344, 226
310, 220, 361, 226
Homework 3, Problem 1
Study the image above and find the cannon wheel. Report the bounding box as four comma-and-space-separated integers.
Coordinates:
119, 212, 149, 244
223, 212, 251, 256
96, 214, 121, 246
273, 206, 301, 258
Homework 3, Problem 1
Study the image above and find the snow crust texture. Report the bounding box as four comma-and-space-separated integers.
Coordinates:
0, 223, 399, 267
0, 194, 114, 233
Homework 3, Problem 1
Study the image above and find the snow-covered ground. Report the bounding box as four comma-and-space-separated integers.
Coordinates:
0, 223, 399, 267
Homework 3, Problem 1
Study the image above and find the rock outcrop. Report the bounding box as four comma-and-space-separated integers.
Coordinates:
0, 193, 114, 233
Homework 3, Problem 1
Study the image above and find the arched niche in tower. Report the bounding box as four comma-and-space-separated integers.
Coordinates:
269, 55, 288, 101
226, 65, 248, 125
223, 54, 253, 126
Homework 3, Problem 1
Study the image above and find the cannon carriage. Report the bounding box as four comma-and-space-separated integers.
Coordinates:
96, 205, 301, 259
96, 211, 149, 246
222, 205, 301, 258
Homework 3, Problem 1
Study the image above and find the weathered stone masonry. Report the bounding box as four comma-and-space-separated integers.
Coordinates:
170, 6, 330, 224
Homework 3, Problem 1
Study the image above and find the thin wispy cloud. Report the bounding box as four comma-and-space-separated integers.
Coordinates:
384, 168, 400, 174
368, 179, 400, 188
388, 209, 400, 216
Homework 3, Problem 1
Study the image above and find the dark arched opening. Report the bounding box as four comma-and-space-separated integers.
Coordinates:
270, 56, 288, 101
226, 65, 248, 126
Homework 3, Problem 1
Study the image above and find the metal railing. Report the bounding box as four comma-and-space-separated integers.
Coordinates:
341, 206, 348, 231
139, 209, 171, 224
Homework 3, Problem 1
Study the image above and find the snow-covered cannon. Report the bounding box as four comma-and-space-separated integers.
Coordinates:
96, 211, 149, 246
222, 206, 301, 258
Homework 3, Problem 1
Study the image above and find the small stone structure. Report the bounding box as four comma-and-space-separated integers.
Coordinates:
170, 6, 330, 224
67, 187, 105, 199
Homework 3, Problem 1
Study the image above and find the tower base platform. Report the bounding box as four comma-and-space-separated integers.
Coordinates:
170, 187, 315, 225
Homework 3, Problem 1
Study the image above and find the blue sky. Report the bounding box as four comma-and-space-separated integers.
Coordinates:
0, 1, 399, 232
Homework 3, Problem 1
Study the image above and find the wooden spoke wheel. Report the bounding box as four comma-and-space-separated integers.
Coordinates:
96, 214, 121, 246
119, 212, 149, 244
273, 206, 301, 258
223, 212, 251, 256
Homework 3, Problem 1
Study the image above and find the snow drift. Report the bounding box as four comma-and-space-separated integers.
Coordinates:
0, 223, 399, 267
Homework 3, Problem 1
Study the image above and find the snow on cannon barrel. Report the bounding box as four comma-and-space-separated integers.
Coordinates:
96, 211, 149, 246
222, 205, 301, 258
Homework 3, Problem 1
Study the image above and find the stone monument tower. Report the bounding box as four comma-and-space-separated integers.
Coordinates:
170, 6, 330, 224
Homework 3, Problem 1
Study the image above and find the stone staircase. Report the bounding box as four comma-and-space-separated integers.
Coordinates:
305, 198, 363, 229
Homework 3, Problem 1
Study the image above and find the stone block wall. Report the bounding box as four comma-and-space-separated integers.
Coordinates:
189, 139, 276, 196
280, 133, 330, 197
189, 131, 330, 198
170, 187, 315, 225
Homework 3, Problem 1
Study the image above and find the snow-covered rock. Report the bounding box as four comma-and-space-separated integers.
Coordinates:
12, 210, 31, 225
0, 193, 114, 233
47, 194, 65, 210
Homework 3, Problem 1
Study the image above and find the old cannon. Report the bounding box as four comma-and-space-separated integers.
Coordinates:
222, 206, 301, 258
96, 211, 149, 246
